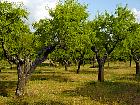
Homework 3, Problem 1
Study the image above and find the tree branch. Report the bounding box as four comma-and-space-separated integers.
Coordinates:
27, 44, 56, 75
91, 46, 101, 63
1, 41, 23, 64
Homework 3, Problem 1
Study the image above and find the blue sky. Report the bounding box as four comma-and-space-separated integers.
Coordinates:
78, 0, 140, 21
4, 0, 140, 23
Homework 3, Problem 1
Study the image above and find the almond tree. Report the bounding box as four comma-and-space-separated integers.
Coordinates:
124, 23, 140, 76
89, 5, 135, 82
0, 0, 90, 97
34, 0, 91, 74
0, 2, 56, 97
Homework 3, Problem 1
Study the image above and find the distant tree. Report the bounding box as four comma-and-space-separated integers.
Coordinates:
110, 44, 130, 62
35, 0, 91, 73
50, 49, 72, 71
72, 22, 93, 74
124, 23, 140, 76
90, 5, 135, 82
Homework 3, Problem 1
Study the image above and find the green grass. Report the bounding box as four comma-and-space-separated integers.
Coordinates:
0, 61, 140, 105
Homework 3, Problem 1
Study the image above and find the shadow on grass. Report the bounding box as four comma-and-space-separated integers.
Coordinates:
34, 100, 66, 105
0, 71, 17, 74
68, 69, 98, 74
38, 62, 57, 67
8, 99, 66, 105
104, 66, 133, 70
31, 74, 74, 82
78, 69, 98, 74
0, 81, 17, 97
38, 63, 50, 67
62, 81, 140, 105
116, 74, 140, 82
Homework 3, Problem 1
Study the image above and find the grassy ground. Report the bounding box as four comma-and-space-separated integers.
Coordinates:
0, 61, 140, 105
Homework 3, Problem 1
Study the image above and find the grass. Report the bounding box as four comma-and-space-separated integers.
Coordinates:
0, 61, 140, 105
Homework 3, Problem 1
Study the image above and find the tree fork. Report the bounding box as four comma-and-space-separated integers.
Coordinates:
2, 41, 56, 97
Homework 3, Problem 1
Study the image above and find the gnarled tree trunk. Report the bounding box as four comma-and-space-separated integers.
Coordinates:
2, 41, 56, 97
15, 63, 26, 96
15, 59, 31, 96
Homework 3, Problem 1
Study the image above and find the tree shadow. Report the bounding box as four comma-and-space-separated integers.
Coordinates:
31, 74, 74, 82
68, 68, 98, 74
38, 62, 58, 67
34, 100, 66, 105
0, 81, 17, 97
104, 66, 132, 70
116, 74, 140, 81
0, 71, 17, 74
62, 81, 140, 105
8, 99, 66, 105
38, 63, 50, 67
78, 69, 98, 74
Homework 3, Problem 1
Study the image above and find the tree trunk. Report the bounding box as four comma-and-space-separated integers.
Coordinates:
1, 42, 56, 97
65, 65, 67, 71
15, 59, 31, 97
98, 62, 104, 82
107, 57, 110, 68
64, 60, 68, 71
136, 62, 140, 75
91, 46, 115, 82
91, 56, 96, 68
76, 60, 82, 74
15, 63, 26, 97
130, 55, 132, 67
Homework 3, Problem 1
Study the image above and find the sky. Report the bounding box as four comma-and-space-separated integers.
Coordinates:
79, 0, 140, 22
2, 0, 140, 23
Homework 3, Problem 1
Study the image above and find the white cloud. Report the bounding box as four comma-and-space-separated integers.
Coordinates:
132, 8, 140, 23
3, 0, 58, 22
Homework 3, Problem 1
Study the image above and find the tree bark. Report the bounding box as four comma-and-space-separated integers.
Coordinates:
15, 58, 31, 97
136, 62, 140, 75
132, 53, 140, 76
91, 46, 108, 82
98, 62, 104, 82
15, 62, 27, 96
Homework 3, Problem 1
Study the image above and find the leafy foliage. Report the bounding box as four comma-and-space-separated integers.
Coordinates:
0, 2, 36, 60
